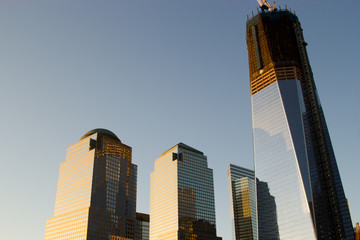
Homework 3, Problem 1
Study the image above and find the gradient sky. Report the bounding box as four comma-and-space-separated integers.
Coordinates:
0, 1, 359, 239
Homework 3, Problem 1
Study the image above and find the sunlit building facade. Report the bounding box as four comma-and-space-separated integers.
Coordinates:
45, 129, 137, 240
227, 164, 257, 240
150, 143, 222, 240
247, 8, 354, 240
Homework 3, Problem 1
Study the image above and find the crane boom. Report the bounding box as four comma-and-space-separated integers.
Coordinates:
257, 0, 264, 6
256, 0, 276, 11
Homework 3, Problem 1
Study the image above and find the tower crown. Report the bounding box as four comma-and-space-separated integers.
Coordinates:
80, 128, 121, 142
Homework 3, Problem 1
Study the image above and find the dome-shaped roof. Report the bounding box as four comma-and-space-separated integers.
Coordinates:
80, 128, 121, 142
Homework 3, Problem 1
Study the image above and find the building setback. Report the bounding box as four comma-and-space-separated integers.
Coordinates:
45, 129, 137, 240
150, 143, 222, 240
227, 164, 257, 240
247, 7, 354, 240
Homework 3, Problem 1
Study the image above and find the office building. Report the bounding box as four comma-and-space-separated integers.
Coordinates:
150, 143, 221, 240
247, 6, 354, 240
227, 164, 257, 240
135, 213, 149, 240
45, 129, 137, 240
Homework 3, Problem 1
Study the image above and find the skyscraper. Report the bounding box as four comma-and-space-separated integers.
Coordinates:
247, 6, 354, 240
150, 143, 222, 240
45, 129, 137, 240
227, 164, 257, 240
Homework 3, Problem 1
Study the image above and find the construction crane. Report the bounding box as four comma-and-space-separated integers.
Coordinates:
257, 0, 276, 11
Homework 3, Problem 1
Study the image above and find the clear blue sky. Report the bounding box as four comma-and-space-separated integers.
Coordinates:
0, 1, 359, 239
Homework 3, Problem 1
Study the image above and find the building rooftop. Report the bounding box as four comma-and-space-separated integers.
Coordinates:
247, 9, 298, 27
159, 142, 203, 157
80, 128, 121, 142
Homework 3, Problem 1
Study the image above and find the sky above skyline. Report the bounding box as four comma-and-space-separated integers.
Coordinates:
0, 1, 359, 239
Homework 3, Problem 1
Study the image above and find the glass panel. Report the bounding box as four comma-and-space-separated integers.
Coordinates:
252, 80, 316, 240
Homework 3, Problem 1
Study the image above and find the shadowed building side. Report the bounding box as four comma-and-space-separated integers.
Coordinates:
135, 212, 149, 240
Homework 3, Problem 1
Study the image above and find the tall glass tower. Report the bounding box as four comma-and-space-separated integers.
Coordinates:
247, 8, 354, 240
150, 143, 222, 240
227, 164, 257, 240
45, 129, 137, 240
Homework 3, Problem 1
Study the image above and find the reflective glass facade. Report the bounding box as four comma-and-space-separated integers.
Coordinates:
247, 9, 354, 240
227, 164, 257, 240
252, 80, 316, 239
45, 129, 137, 240
135, 213, 149, 240
150, 143, 222, 240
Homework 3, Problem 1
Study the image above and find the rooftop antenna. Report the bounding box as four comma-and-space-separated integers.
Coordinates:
257, 0, 276, 11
